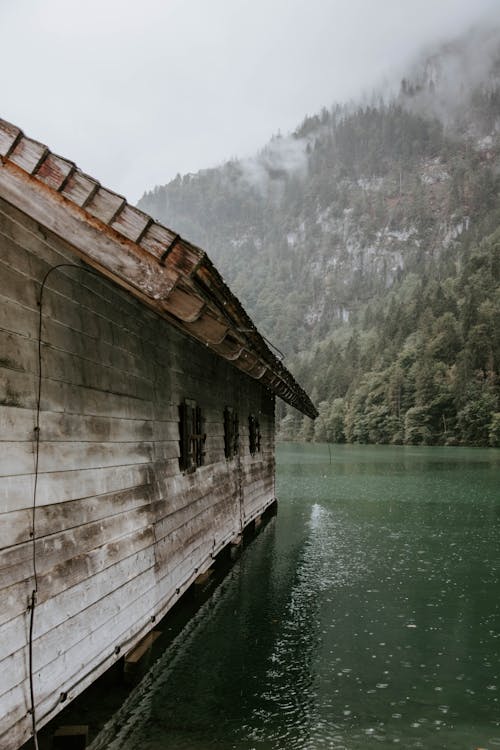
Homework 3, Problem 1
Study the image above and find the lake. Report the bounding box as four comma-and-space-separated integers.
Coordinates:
93, 444, 500, 750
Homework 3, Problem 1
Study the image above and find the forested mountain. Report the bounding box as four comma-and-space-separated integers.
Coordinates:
139, 26, 500, 447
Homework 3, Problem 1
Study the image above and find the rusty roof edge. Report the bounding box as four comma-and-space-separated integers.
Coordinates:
0, 117, 317, 419
194, 255, 318, 419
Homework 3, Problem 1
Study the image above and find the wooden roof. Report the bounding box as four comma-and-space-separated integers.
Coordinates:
0, 118, 317, 419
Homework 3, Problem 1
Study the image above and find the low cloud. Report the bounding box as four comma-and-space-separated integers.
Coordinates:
399, 24, 500, 125
239, 134, 309, 192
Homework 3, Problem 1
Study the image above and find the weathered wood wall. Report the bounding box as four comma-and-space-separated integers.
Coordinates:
0, 197, 275, 750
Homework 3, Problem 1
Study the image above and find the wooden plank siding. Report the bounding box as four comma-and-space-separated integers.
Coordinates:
0, 197, 276, 750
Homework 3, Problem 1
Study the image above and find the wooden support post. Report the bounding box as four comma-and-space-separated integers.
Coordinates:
53, 725, 88, 750
192, 567, 215, 599
194, 568, 214, 586
125, 630, 161, 665
267, 499, 278, 517
123, 630, 161, 684
230, 534, 242, 560
242, 520, 254, 542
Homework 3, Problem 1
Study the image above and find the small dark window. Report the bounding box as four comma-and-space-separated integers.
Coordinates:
224, 407, 239, 459
179, 398, 206, 472
248, 414, 261, 455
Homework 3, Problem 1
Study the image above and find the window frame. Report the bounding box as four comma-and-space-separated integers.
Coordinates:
179, 398, 206, 472
248, 413, 261, 455
224, 406, 239, 460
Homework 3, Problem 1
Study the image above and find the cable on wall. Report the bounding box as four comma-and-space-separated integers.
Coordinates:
29, 262, 103, 750
236, 327, 286, 361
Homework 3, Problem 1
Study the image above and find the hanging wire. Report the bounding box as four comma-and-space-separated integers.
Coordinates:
27, 260, 285, 747
29, 263, 103, 749
236, 327, 286, 361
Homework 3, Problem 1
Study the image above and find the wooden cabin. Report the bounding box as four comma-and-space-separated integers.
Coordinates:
0, 119, 316, 750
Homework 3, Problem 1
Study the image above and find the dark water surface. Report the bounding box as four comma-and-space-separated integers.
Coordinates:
97, 444, 500, 750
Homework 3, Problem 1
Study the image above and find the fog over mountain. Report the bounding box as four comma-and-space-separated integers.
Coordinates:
139, 24, 500, 448
1, 1, 500, 199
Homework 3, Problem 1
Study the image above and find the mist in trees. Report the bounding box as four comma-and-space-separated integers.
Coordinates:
139, 30, 500, 448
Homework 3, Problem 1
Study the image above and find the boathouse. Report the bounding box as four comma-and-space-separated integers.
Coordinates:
0, 118, 317, 750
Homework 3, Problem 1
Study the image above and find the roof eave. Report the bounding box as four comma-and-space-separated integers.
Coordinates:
0, 118, 318, 419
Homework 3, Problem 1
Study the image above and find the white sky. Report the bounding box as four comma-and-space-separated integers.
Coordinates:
1, 0, 499, 202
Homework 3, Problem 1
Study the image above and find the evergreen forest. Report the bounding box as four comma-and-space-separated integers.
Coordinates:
139, 27, 500, 447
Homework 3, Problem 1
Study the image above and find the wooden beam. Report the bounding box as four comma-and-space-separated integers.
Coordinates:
53, 725, 88, 750
161, 286, 205, 322
125, 630, 161, 665
0, 161, 178, 299
184, 313, 228, 344
194, 568, 214, 586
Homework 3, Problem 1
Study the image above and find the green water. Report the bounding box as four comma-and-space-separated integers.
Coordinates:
99, 444, 500, 750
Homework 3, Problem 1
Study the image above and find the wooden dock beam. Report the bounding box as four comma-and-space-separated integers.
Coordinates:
123, 630, 161, 684
230, 534, 242, 560
52, 725, 88, 750
194, 568, 214, 587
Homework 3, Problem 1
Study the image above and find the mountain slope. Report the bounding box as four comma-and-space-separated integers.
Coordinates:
139, 26, 500, 447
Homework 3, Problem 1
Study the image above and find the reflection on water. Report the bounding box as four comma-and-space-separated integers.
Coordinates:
95, 445, 500, 750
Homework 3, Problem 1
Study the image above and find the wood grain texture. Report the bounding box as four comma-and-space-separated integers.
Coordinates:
110, 205, 151, 243
0, 166, 177, 300
36, 154, 75, 192
0, 117, 317, 419
9, 137, 47, 175
0, 119, 21, 157
0, 196, 276, 750
61, 171, 99, 208
85, 188, 125, 225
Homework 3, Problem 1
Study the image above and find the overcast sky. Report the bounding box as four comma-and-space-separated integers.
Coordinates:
1, 0, 499, 202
